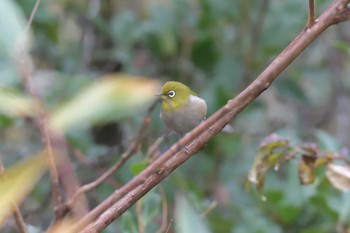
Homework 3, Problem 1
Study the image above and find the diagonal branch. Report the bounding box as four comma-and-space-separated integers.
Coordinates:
72, 0, 350, 232
332, 5, 350, 24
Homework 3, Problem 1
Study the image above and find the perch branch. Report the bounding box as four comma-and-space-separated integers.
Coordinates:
73, 0, 350, 232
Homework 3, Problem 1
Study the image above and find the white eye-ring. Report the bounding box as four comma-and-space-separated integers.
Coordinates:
168, 90, 176, 98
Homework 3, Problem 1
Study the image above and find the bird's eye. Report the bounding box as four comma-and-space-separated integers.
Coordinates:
168, 90, 176, 98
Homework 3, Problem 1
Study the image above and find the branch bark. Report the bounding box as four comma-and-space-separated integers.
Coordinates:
73, 0, 350, 232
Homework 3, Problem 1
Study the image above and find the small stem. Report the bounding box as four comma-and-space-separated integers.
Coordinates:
307, 0, 316, 28
136, 201, 145, 233
19, 0, 63, 218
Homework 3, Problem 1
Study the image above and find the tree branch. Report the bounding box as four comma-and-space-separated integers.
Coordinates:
72, 0, 350, 232
332, 5, 350, 24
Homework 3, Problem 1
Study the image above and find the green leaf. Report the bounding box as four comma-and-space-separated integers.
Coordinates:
0, 0, 32, 86
120, 211, 138, 233
315, 130, 340, 151
130, 160, 149, 176
140, 191, 161, 229
0, 87, 35, 117
191, 36, 218, 72
0, 0, 30, 55
247, 133, 291, 190
175, 194, 211, 233
49, 75, 160, 132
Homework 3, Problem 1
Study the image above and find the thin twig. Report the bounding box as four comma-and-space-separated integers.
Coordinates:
156, 187, 169, 233
164, 219, 173, 233
24, 0, 42, 33
21, 40, 62, 217
136, 201, 145, 233
307, 0, 316, 28
18, 0, 63, 217
0, 161, 28, 233
199, 201, 217, 219
146, 134, 166, 160
12, 206, 28, 233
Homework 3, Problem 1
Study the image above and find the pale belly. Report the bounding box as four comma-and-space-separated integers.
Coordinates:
160, 95, 207, 135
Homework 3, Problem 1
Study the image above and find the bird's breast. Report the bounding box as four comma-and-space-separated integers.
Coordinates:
161, 95, 207, 134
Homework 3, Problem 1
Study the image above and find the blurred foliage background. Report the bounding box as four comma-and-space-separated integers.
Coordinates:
1, 0, 350, 232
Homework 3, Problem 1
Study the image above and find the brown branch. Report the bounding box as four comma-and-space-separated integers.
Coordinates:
155, 187, 169, 233
12, 205, 28, 233
332, 5, 350, 24
307, 0, 316, 28
21, 64, 63, 217
19, 0, 62, 217
136, 201, 145, 233
72, 0, 350, 232
0, 161, 28, 233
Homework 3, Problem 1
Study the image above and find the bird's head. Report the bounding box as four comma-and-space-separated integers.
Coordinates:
159, 81, 196, 113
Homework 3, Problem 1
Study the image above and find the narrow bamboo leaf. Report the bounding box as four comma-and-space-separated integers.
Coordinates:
0, 88, 35, 117
175, 194, 211, 233
50, 75, 160, 132
130, 160, 149, 176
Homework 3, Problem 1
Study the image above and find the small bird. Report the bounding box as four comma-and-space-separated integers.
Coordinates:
159, 81, 207, 135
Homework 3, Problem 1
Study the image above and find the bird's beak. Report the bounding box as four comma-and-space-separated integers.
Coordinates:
155, 93, 165, 100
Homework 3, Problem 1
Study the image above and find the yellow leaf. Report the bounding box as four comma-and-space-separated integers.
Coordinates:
0, 88, 35, 117
298, 155, 316, 185
0, 153, 48, 226
247, 133, 290, 190
49, 74, 160, 132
